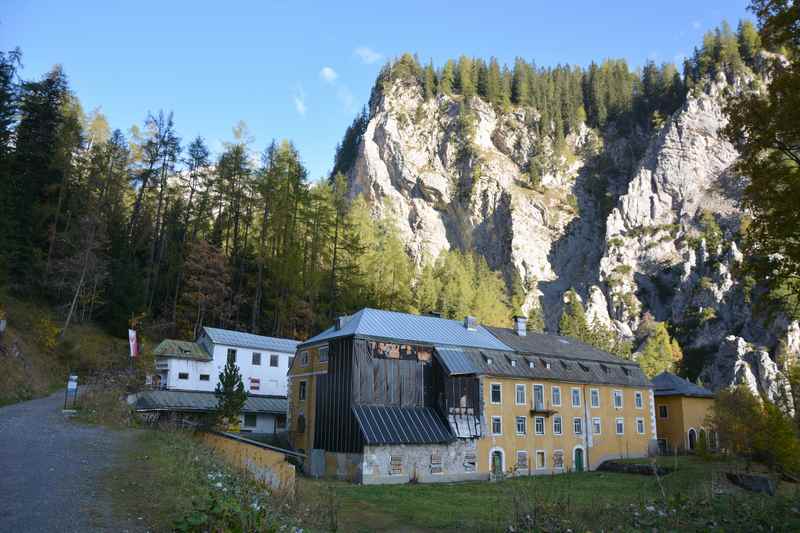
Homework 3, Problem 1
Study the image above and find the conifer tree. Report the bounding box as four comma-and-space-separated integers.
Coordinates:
215, 357, 247, 426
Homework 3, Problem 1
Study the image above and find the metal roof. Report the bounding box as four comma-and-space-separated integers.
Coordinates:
153, 339, 211, 361
352, 405, 454, 445
651, 372, 714, 398
131, 390, 288, 414
203, 327, 300, 354
299, 308, 514, 351
486, 326, 631, 365
434, 346, 481, 375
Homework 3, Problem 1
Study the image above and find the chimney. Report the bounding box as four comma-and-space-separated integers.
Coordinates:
514, 315, 528, 336
335, 315, 349, 331
426, 311, 443, 318
464, 315, 478, 331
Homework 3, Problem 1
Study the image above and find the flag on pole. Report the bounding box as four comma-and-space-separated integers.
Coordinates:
128, 329, 139, 358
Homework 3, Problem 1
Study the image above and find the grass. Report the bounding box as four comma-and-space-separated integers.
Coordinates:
297, 456, 800, 532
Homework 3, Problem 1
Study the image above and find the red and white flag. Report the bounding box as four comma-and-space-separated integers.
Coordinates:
128, 329, 139, 358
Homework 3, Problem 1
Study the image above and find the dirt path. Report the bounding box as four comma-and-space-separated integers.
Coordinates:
0, 391, 144, 532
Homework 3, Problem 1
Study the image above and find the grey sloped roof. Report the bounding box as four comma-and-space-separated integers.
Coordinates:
203, 327, 300, 354
298, 308, 514, 351
434, 346, 481, 375
153, 339, 211, 361
486, 327, 627, 364
651, 372, 714, 398
132, 390, 288, 414
352, 405, 454, 445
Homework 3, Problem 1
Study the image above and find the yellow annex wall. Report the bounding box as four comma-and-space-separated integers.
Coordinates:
655, 395, 713, 452
287, 345, 327, 453
477, 377, 654, 474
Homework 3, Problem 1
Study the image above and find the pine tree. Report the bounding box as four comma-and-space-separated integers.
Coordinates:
215, 356, 247, 427
423, 61, 436, 100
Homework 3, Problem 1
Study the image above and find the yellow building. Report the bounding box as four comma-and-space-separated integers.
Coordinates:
651, 372, 715, 453
288, 310, 657, 483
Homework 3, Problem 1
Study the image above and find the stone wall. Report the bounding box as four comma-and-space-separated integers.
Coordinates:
362, 441, 487, 484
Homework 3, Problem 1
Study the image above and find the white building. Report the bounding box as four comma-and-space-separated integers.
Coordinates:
153, 326, 299, 396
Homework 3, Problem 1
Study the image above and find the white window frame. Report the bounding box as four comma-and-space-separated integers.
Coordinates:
534, 416, 545, 435
553, 415, 563, 436
571, 387, 581, 408
516, 450, 528, 470
634, 391, 643, 409
516, 416, 527, 436
243, 413, 257, 428
490, 383, 502, 405
658, 405, 669, 419
535, 449, 546, 470
590, 388, 600, 408
319, 345, 329, 362
615, 417, 625, 435
613, 390, 623, 409
573, 417, 583, 435
299, 350, 309, 367
491, 416, 503, 436
532, 383, 545, 408
592, 416, 601, 435
636, 417, 645, 435
551, 385, 562, 407
515, 383, 526, 406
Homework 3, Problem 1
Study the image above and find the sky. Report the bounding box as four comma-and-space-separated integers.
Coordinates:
2, 0, 750, 181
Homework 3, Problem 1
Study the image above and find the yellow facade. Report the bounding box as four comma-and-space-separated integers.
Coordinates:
200, 432, 295, 493
655, 395, 714, 452
287, 344, 327, 453
478, 377, 655, 474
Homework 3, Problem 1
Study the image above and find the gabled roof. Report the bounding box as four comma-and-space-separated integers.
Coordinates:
298, 308, 514, 351
651, 372, 714, 398
352, 405, 454, 445
203, 327, 300, 354
131, 390, 288, 414
153, 339, 211, 361
485, 327, 630, 365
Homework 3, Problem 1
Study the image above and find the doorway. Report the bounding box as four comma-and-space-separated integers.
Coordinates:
688, 428, 697, 451
573, 447, 584, 472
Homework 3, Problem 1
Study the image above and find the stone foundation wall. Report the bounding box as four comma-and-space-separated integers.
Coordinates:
362, 441, 487, 484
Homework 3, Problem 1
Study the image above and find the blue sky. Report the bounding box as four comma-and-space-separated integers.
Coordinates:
2, 0, 749, 181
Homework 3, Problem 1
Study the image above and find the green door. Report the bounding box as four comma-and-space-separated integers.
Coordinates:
574, 448, 584, 472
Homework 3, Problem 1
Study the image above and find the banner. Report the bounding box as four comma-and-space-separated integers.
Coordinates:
128, 329, 139, 358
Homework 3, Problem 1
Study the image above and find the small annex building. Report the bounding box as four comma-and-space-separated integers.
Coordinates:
287, 309, 657, 484
651, 371, 715, 453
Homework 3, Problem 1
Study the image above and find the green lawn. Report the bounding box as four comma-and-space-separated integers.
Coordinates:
298, 456, 800, 532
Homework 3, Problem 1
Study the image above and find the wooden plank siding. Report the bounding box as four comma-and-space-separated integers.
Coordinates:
352, 340, 424, 407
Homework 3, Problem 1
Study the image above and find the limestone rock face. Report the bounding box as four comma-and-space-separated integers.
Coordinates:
345, 75, 794, 402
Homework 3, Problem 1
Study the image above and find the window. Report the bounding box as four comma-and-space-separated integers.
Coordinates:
613, 390, 623, 409
510, 359, 517, 367
516, 450, 528, 470
319, 346, 329, 362
390, 455, 403, 475
592, 417, 601, 435
270, 354, 279, 367
516, 416, 527, 436
534, 416, 545, 435
199, 374, 210, 381
535, 450, 546, 469
244, 413, 257, 428
636, 417, 645, 435
227, 348, 237, 364
533, 384, 544, 408
252, 352, 261, 366
491, 416, 502, 436
553, 450, 564, 469
298, 380, 307, 401
590, 388, 600, 408
615, 417, 625, 435
658, 405, 668, 418
571, 388, 581, 408
515, 384, 526, 405
490, 383, 502, 404
573, 417, 583, 435
463, 453, 477, 472
634, 391, 643, 409
297, 414, 306, 433
250, 378, 260, 391
299, 351, 309, 367
178, 372, 189, 380
551, 386, 562, 407
553, 415, 563, 435
430, 453, 443, 474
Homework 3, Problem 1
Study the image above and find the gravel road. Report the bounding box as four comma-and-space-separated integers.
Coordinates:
0, 391, 142, 532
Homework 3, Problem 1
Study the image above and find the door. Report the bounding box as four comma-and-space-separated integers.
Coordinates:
574, 448, 584, 472
688, 429, 697, 451
491, 451, 503, 478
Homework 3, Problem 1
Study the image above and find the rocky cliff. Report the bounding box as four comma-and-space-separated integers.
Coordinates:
344, 73, 798, 406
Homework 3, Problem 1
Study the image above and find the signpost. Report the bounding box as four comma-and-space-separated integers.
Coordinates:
63, 374, 79, 412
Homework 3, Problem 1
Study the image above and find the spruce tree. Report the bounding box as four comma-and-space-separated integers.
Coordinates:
215, 357, 247, 426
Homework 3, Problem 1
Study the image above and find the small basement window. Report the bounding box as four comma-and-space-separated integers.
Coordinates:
199, 374, 210, 381
178, 372, 189, 380
244, 413, 257, 428
516, 450, 528, 471
430, 453, 443, 474
463, 453, 476, 472
390, 455, 403, 475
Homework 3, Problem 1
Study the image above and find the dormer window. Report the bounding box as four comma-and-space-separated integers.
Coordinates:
528, 360, 535, 369
510, 359, 517, 367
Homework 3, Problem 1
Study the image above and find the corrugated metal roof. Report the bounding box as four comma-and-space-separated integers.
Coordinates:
434, 346, 481, 375
132, 390, 288, 414
299, 308, 514, 351
652, 372, 714, 398
352, 405, 454, 445
203, 327, 300, 354
153, 339, 211, 361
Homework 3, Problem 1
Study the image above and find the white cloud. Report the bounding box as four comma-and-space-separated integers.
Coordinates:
293, 86, 307, 116
354, 46, 382, 64
691, 20, 701, 30
320, 66, 338, 83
